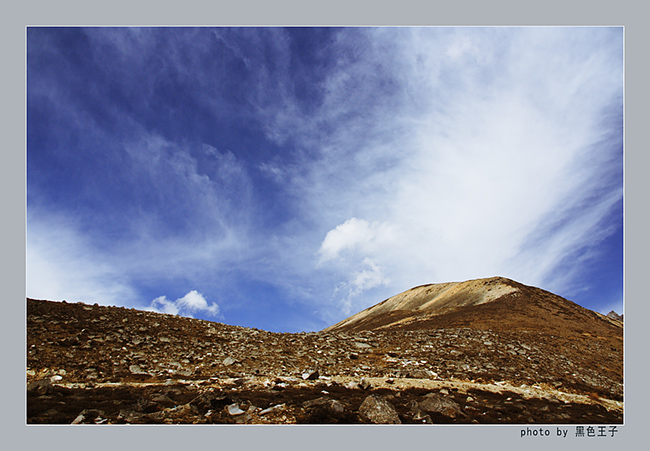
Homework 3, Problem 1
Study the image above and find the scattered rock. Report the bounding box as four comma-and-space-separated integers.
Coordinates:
223, 357, 237, 366
71, 409, 105, 424
260, 403, 286, 415
302, 368, 319, 380
227, 403, 246, 416
129, 364, 147, 375
359, 394, 401, 424
27, 378, 52, 395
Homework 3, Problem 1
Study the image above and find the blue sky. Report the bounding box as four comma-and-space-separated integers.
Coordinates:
26, 27, 623, 332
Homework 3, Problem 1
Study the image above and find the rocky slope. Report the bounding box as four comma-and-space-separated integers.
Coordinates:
26, 277, 623, 425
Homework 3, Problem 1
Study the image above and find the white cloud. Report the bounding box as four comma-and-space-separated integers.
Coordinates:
351, 258, 387, 294
179, 290, 220, 315
147, 290, 221, 318
318, 218, 394, 264
259, 28, 623, 319
148, 296, 180, 315
329, 258, 388, 316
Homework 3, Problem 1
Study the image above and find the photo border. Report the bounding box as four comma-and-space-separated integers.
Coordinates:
5, 1, 646, 449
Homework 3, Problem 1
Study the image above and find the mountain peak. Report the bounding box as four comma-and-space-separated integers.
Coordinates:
606, 310, 623, 322
323, 277, 619, 337
324, 276, 518, 332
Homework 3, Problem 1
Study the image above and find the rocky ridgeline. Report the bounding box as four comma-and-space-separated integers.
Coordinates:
27, 299, 623, 424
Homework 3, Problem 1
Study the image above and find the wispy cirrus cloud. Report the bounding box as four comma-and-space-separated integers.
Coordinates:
26, 210, 137, 306
26, 125, 254, 309
251, 27, 623, 323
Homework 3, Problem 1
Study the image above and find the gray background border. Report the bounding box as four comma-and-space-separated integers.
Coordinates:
3, 1, 646, 450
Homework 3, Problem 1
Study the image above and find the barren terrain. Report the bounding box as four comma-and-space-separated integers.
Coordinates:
26, 277, 623, 425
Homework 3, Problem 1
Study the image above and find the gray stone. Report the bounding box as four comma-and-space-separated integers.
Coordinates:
27, 378, 52, 395
129, 364, 146, 374
418, 393, 464, 418
71, 414, 85, 425
71, 409, 105, 424
303, 397, 347, 416
359, 377, 372, 390
302, 368, 319, 380
326, 399, 346, 414
358, 395, 401, 424
260, 403, 286, 415
223, 356, 237, 366
227, 403, 246, 416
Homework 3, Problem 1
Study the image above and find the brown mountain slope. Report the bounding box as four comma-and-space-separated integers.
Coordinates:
323, 277, 622, 339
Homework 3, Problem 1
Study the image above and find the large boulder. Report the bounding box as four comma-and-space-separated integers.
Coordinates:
358, 394, 401, 424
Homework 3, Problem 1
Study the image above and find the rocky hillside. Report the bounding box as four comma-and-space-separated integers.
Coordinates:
26, 277, 623, 425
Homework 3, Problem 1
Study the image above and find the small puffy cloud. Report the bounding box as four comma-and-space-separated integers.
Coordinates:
177, 290, 221, 315
149, 296, 180, 315
318, 218, 394, 263
147, 290, 221, 318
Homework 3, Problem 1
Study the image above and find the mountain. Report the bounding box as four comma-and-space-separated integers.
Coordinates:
324, 276, 623, 338
26, 276, 623, 425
